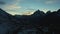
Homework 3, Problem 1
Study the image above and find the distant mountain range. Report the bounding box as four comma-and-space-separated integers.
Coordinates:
0, 8, 60, 34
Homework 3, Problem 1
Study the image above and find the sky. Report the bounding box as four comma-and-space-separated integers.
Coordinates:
0, 0, 60, 15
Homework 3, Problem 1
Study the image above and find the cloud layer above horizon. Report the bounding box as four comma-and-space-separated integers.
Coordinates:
0, 0, 60, 15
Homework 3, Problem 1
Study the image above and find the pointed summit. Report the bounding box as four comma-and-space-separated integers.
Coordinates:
37, 9, 40, 11
46, 10, 51, 15
32, 9, 45, 16
33, 9, 41, 15
34, 9, 41, 14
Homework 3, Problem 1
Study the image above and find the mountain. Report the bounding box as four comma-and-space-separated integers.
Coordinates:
0, 8, 21, 34
46, 10, 51, 15
56, 9, 60, 16
0, 8, 14, 20
0, 8, 9, 17
0, 8, 13, 23
57, 9, 60, 12
0, 8, 60, 34
32, 10, 45, 17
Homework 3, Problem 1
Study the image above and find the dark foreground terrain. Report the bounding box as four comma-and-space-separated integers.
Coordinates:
0, 8, 60, 34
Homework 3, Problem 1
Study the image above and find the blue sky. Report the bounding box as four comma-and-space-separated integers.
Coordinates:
0, 0, 60, 15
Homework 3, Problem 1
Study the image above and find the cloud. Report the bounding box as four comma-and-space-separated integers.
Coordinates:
11, 0, 20, 4
2, 0, 34, 15
3, 4, 21, 15
0, 1, 5, 5
9, 0, 21, 9
45, 1, 54, 4
1, 0, 22, 15
45, 0, 57, 4
22, 11, 34, 15
4, 5, 21, 11
7, 11, 34, 15
22, 9, 35, 15
7, 11, 22, 15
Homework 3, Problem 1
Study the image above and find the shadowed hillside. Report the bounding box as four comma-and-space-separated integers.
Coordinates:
0, 8, 60, 34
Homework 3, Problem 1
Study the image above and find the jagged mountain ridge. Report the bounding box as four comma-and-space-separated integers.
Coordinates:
0, 8, 60, 34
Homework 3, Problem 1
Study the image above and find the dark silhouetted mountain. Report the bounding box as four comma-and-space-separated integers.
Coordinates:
0, 8, 22, 34
32, 9, 45, 17
0, 8, 60, 34
0, 8, 11, 23
46, 10, 51, 15
0, 8, 9, 17
57, 9, 60, 12
56, 9, 60, 16
40, 11, 60, 34
0, 8, 15, 20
